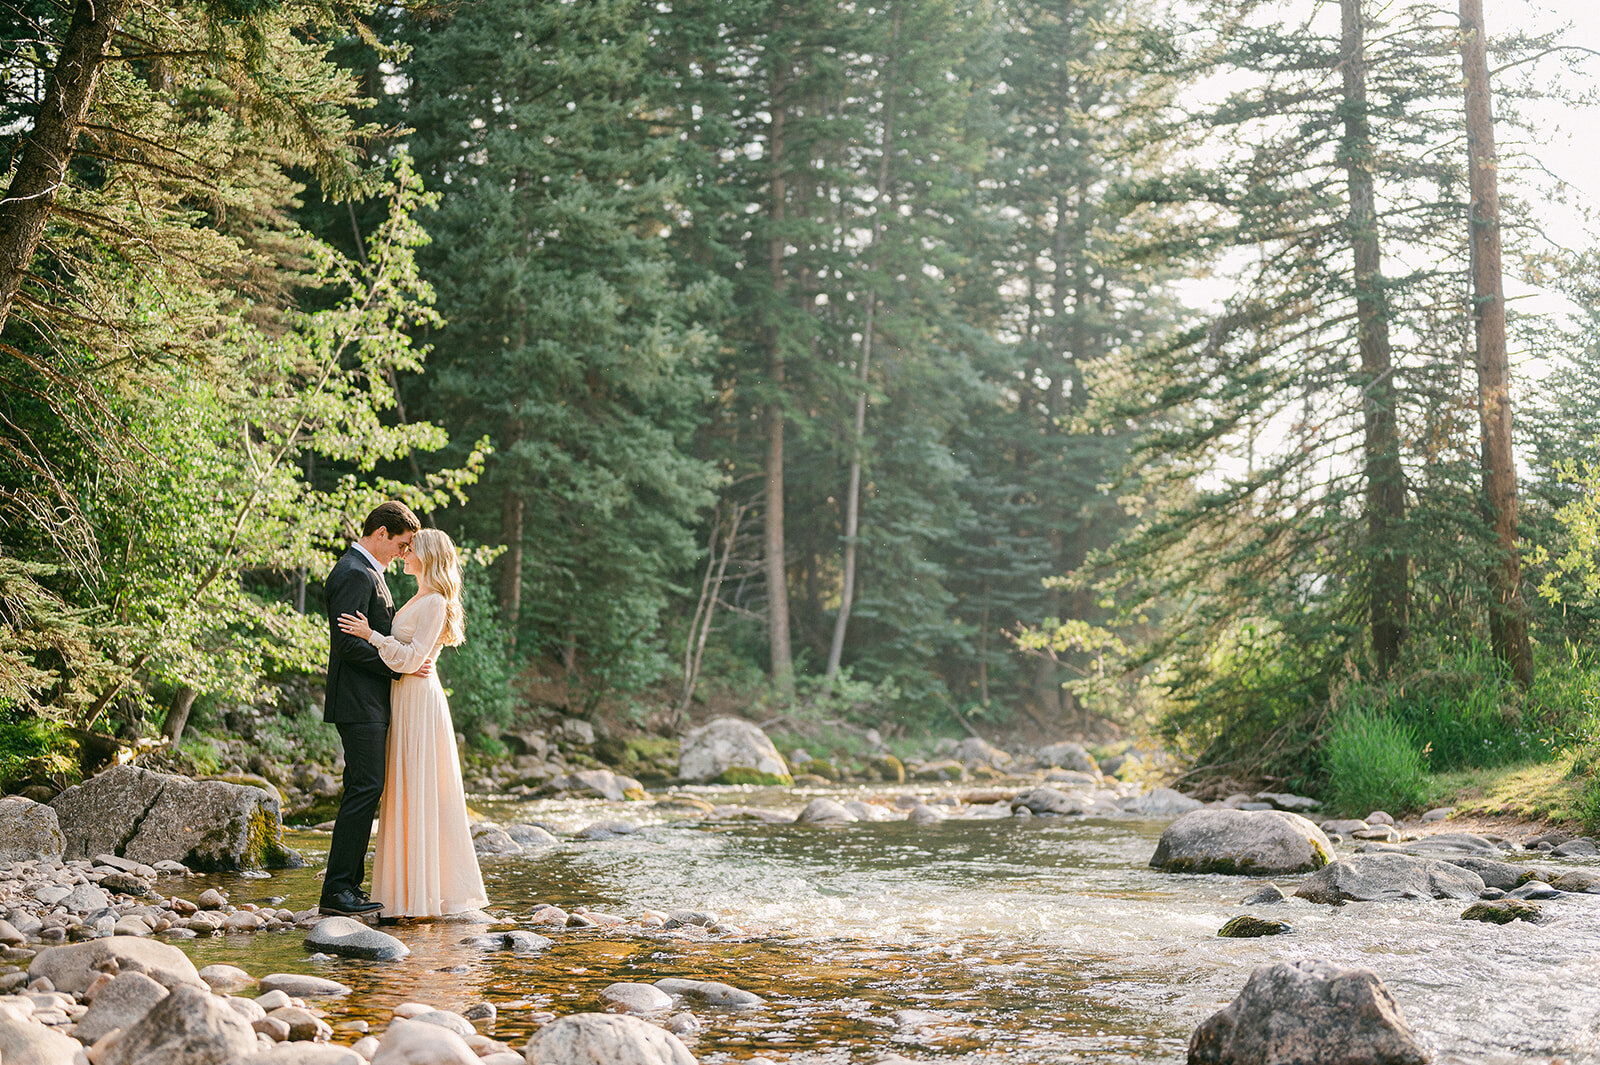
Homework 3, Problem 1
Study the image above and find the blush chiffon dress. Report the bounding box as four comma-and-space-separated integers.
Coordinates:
363, 591, 488, 917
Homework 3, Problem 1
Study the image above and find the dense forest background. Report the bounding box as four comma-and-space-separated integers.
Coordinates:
4, 0, 1600, 811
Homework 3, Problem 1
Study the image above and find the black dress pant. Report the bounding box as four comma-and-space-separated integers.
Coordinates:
322, 721, 387, 901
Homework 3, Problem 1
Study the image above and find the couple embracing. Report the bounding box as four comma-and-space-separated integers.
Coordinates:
318, 501, 488, 920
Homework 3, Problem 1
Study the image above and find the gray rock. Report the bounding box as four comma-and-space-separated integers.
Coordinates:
654, 977, 763, 1007
1254, 792, 1319, 813
101, 984, 258, 1065
28, 935, 204, 993
1150, 809, 1334, 876
461, 1002, 496, 1023
1217, 915, 1292, 938
1552, 838, 1599, 857
1421, 806, 1454, 823
199, 965, 256, 993
225, 1046, 364, 1065
1365, 810, 1395, 825
1549, 869, 1600, 893
1509, 880, 1561, 900
575, 820, 641, 840
1043, 769, 1100, 788
601, 982, 675, 1013
1439, 857, 1529, 891
1461, 899, 1545, 924
1120, 787, 1204, 818
1350, 825, 1400, 842
303, 916, 409, 961
0, 797, 65, 864
1011, 786, 1088, 816
1188, 959, 1426, 1065
502, 930, 554, 952
470, 826, 524, 856
1293, 852, 1485, 903
1358, 832, 1502, 857
557, 769, 635, 801
61, 883, 111, 912
0, 1009, 84, 1065
677, 718, 791, 784
952, 737, 1012, 769
523, 1013, 697, 1065
664, 910, 718, 928
50, 765, 300, 871
795, 799, 857, 824
1319, 819, 1368, 836
371, 1019, 478, 1065
1033, 742, 1099, 775
505, 824, 560, 847
907, 804, 945, 825
266, 1005, 332, 1042
408, 1010, 474, 1038
258, 973, 351, 997
1240, 884, 1288, 905
843, 801, 894, 822
77, 969, 170, 1042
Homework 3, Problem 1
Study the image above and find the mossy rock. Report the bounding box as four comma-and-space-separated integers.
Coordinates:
1461, 899, 1544, 925
708, 767, 794, 787
1217, 915, 1292, 938
871, 755, 906, 784
799, 759, 840, 782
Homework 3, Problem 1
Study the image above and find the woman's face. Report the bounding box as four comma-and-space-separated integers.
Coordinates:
403, 547, 422, 580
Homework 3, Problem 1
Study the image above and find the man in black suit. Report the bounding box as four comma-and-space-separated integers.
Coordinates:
319, 500, 422, 917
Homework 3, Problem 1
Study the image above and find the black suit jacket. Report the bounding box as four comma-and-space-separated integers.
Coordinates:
323, 547, 400, 725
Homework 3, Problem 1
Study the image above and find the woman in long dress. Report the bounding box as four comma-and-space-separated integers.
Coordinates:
337, 528, 488, 917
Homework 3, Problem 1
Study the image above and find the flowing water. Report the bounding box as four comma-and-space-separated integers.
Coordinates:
176, 784, 1600, 1063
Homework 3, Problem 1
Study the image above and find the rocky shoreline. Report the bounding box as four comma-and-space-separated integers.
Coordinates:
4, 716, 1598, 1064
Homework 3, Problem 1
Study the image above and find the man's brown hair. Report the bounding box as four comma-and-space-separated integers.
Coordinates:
362, 501, 422, 538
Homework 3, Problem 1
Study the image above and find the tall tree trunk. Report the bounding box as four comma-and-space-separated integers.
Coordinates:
764, 30, 794, 695
1459, 0, 1533, 687
827, 7, 901, 681
0, 0, 131, 334
498, 489, 525, 651
1340, 0, 1409, 671
162, 686, 198, 744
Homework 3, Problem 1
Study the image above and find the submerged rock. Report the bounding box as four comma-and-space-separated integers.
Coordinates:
1150, 809, 1333, 876
1293, 852, 1484, 904
1010, 786, 1088, 817
524, 1013, 697, 1065
677, 718, 791, 785
795, 799, 857, 825
1217, 915, 1292, 938
1461, 899, 1544, 924
654, 977, 763, 1007
1188, 959, 1427, 1065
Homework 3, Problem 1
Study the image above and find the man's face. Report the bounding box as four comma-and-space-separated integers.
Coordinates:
374, 529, 416, 567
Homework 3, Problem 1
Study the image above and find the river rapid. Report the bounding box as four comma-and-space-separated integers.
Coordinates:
175, 784, 1600, 1064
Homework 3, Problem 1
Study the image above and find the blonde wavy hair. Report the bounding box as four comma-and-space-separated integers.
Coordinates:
411, 528, 466, 646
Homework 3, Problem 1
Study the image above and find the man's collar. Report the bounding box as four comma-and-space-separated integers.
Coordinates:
351, 541, 385, 575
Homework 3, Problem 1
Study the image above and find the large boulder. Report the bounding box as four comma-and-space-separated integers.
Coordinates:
523, 1013, 698, 1065
1294, 852, 1486, 903
1151, 809, 1333, 876
101, 984, 258, 1065
1033, 742, 1099, 775
1120, 788, 1204, 818
50, 764, 301, 871
0, 796, 65, 863
28, 935, 204, 994
676, 718, 791, 785
1188, 959, 1427, 1065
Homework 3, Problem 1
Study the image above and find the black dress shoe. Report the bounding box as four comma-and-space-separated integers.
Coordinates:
319, 889, 383, 917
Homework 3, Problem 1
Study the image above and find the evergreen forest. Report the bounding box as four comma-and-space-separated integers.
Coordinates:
5, 0, 1600, 815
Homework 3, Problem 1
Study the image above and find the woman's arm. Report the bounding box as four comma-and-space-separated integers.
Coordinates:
365, 595, 446, 675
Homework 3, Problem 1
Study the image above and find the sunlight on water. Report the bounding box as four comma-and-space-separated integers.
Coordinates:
174, 785, 1600, 1064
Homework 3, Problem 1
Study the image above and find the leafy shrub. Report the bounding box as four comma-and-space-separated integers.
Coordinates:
0, 713, 78, 789
1323, 707, 1429, 816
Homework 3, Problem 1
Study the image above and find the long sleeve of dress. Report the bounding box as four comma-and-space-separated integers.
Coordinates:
368, 595, 445, 674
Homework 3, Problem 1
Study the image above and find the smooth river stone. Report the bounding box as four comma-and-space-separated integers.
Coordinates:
100, 984, 258, 1065
370, 1018, 478, 1065
228, 1046, 364, 1065
29, 935, 204, 994
200, 964, 257, 992
1294, 853, 1484, 903
794, 799, 856, 824
0, 1010, 83, 1065
654, 978, 763, 1007
259, 973, 351, 997
76, 970, 169, 1042
303, 916, 409, 960
1150, 809, 1333, 876
406, 1010, 475, 1038
601, 982, 675, 1013
524, 1013, 697, 1065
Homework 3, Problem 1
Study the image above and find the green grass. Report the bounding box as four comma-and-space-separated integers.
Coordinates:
1322, 708, 1429, 816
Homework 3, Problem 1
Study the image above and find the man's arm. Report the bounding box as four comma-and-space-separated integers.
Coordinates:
327, 565, 401, 680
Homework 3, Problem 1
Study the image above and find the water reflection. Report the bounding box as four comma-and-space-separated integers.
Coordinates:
171, 788, 1600, 1063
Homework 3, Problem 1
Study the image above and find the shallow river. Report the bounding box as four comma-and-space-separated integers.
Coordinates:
175, 784, 1600, 1064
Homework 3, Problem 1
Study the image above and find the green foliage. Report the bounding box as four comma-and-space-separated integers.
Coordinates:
1322, 708, 1429, 817
0, 713, 78, 789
